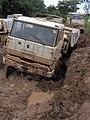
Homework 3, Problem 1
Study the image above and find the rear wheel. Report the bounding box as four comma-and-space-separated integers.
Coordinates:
61, 39, 70, 56
55, 59, 67, 81
80, 29, 84, 34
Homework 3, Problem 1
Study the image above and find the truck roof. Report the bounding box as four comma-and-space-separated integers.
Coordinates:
16, 16, 65, 29
68, 12, 85, 15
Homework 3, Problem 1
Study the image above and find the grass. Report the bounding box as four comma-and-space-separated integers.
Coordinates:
86, 22, 90, 33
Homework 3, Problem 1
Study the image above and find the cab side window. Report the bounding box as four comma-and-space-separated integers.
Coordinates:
56, 30, 64, 45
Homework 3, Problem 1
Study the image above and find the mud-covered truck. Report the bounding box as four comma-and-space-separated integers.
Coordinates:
0, 19, 8, 34
0, 19, 8, 45
67, 12, 85, 32
4, 14, 23, 32
3, 16, 80, 78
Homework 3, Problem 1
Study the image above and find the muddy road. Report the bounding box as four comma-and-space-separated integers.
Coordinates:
0, 33, 90, 120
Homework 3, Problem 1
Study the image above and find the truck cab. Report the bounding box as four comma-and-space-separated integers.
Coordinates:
67, 12, 85, 32
3, 16, 80, 78
3, 16, 65, 77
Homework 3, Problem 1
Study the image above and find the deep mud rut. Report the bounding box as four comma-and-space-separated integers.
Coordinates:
0, 33, 90, 120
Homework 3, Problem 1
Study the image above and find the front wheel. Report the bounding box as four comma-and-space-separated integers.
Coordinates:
6, 66, 15, 78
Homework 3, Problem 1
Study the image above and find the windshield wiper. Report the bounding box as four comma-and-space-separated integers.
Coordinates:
31, 35, 45, 45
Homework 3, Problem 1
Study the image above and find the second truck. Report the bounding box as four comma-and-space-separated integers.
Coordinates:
67, 12, 86, 33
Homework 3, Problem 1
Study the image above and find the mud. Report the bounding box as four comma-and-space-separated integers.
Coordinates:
28, 92, 53, 105
0, 46, 6, 68
0, 33, 90, 120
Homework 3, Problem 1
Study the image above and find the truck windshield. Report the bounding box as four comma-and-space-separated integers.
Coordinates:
10, 20, 58, 46
70, 14, 84, 20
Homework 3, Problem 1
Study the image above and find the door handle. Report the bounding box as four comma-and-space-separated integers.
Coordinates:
18, 42, 21, 45
27, 45, 29, 48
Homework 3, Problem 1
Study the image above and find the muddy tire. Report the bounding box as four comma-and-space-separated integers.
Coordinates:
55, 59, 67, 81
80, 29, 84, 34
6, 66, 15, 78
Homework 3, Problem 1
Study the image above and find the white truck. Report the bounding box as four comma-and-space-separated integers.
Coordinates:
0, 14, 23, 45
3, 16, 80, 78
0, 19, 8, 34
67, 12, 85, 33
4, 14, 23, 32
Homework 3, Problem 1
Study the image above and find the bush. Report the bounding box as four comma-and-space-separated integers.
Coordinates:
86, 22, 90, 33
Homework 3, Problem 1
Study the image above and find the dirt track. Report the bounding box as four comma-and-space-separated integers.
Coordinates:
0, 33, 90, 120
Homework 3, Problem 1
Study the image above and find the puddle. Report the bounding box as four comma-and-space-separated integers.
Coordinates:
28, 92, 53, 105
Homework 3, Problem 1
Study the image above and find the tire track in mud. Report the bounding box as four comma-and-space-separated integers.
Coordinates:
35, 34, 90, 120
0, 33, 90, 120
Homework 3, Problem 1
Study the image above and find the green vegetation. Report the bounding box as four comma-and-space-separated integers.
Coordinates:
57, 0, 80, 18
82, 0, 90, 32
0, 0, 88, 19
0, 0, 46, 17
86, 22, 90, 33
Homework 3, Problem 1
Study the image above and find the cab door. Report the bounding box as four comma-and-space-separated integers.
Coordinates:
15, 38, 25, 52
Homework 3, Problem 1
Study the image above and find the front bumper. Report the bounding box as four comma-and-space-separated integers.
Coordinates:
3, 55, 54, 78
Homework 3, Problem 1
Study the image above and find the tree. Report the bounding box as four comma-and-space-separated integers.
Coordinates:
80, 0, 90, 14
57, 0, 80, 18
47, 5, 56, 13
78, 0, 90, 32
83, 0, 90, 14
46, 5, 60, 16
28, 0, 46, 15
0, 0, 46, 17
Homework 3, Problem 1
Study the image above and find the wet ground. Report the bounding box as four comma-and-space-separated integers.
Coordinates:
0, 33, 90, 120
